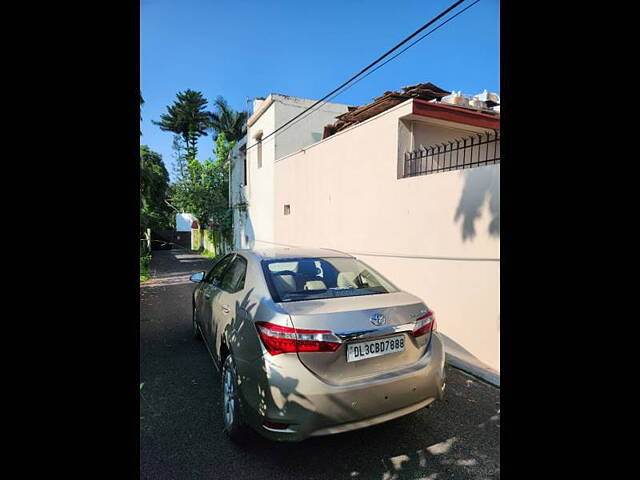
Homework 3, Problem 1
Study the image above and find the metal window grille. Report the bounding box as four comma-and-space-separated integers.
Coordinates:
403, 129, 500, 178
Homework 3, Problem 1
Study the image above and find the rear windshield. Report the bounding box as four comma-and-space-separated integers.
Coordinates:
262, 257, 397, 303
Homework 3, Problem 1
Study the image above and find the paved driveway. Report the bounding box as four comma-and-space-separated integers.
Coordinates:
140, 249, 500, 479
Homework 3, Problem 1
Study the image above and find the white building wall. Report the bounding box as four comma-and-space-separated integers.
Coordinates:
273, 96, 349, 159
246, 102, 276, 248
270, 99, 500, 372
244, 94, 350, 249
229, 138, 248, 249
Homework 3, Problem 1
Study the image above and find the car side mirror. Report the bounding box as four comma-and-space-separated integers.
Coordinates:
190, 272, 205, 283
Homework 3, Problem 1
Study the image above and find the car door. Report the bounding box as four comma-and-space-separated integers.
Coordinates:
196, 254, 235, 347
211, 254, 248, 365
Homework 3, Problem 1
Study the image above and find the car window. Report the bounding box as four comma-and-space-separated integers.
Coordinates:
204, 254, 235, 284
219, 256, 247, 293
263, 257, 397, 302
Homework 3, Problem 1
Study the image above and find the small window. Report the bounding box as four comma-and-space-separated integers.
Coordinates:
284, 204, 291, 215
257, 134, 263, 169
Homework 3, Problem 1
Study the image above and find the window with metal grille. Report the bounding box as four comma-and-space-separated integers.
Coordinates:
403, 130, 500, 178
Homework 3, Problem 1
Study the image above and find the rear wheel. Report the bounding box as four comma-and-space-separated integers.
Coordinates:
221, 355, 251, 444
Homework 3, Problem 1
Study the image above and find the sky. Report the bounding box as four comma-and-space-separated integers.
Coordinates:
141, 0, 499, 179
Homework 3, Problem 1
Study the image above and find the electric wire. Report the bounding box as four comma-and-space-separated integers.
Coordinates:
257, 0, 483, 146
244, 0, 468, 153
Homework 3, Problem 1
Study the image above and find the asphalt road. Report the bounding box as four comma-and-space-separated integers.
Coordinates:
140, 249, 500, 480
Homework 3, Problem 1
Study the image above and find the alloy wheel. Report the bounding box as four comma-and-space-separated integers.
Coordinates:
223, 365, 236, 428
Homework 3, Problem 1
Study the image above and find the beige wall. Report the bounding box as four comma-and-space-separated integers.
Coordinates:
265, 99, 500, 371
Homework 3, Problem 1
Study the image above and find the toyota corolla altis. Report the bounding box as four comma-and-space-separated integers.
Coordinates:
190, 247, 446, 442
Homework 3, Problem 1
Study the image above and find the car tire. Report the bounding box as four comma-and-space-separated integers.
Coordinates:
221, 355, 251, 444
193, 307, 202, 341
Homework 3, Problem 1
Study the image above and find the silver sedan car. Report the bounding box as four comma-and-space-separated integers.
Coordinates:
190, 247, 445, 442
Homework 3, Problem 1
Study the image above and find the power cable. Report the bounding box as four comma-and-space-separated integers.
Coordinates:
262, 0, 483, 144
244, 0, 468, 152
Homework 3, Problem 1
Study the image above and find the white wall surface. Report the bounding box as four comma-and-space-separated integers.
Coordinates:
230, 138, 249, 250
266, 99, 500, 371
246, 101, 276, 248
273, 95, 349, 159
245, 94, 350, 249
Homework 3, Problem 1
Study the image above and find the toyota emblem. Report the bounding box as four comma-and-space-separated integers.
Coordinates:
370, 313, 386, 326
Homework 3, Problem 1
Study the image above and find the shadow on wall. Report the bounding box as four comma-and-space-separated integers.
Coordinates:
236, 208, 256, 249
454, 166, 500, 241
245, 211, 255, 249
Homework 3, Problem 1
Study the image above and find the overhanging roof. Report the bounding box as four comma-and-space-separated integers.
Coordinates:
412, 98, 500, 130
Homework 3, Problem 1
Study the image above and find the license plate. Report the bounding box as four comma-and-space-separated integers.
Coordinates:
346, 335, 405, 363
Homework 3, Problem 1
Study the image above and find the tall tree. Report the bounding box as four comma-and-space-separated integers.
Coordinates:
208, 96, 248, 142
153, 90, 210, 161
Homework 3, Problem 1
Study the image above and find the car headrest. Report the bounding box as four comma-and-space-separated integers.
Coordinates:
303, 280, 327, 291
337, 272, 358, 288
273, 274, 297, 293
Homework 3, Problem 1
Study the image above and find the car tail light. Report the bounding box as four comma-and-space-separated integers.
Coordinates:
255, 321, 341, 355
411, 309, 435, 337
263, 420, 290, 430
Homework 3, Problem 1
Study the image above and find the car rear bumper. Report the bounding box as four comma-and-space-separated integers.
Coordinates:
235, 332, 446, 442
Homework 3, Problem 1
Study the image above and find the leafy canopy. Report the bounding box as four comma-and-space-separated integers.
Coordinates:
151, 91, 247, 252
209, 96, 248, 143
170, 133, 235, 246
152, 89, 210, 161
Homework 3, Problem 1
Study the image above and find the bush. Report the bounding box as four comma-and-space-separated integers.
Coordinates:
140, 254, 152, 282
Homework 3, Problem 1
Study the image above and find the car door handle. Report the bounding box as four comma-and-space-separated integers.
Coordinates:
221, 304, 230, 314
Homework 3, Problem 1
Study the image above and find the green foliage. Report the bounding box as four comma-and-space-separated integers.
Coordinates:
200, 247, 219, 259
140, 254, 151, 282
209, 96, 248, 142
153, 91, 247, 254
171, 133, 235, 248
153, 90, 210, 161
140, 145, 173, 232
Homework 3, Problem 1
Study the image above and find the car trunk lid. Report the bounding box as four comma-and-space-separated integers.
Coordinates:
279, 291, 432, 385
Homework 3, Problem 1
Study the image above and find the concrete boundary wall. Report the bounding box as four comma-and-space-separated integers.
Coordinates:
266, 100, 500, 373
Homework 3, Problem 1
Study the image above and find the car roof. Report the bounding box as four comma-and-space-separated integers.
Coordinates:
236, 246, 354, 261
